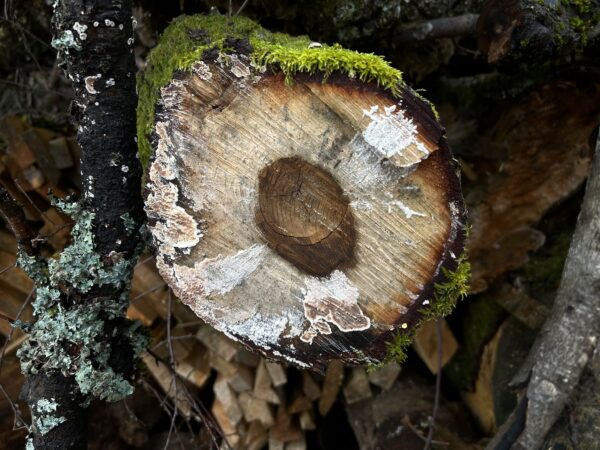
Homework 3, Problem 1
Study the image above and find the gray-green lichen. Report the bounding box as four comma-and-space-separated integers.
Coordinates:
51, 30, 81, 52
16, 197, 148, 405
121, 212, 137, 234
32, 398, 66, 436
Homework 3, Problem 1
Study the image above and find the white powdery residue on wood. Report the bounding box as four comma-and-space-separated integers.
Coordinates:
159, 252, 308, 354
145, 121, 201, 256
362, 104, 428, 161
271, 350, 311, 369
384, 199, 426, 218
349, 199, 374, 211
222, 310, 306, 354
227, 55, 251, 79
197, 244, 267, 296
340, 135, 404, 189
191, 61, 213, 81
84, 73, 101, 94
160, 79, 188, 111
300, 270, 371, 344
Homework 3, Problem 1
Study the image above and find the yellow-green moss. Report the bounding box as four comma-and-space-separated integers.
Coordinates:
371, 251, 471, 369
421, 253, 471, 320
137, 14, 404, 170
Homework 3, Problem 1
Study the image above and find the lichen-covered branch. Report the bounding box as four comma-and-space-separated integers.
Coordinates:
16, 1, 147, 448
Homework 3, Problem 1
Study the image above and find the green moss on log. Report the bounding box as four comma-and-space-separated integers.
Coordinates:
371, 250, 471, 369
137, 13, 405, 171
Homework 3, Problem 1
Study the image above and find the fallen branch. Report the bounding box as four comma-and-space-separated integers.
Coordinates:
394, 14, 479, 44
491, 131, 600, 449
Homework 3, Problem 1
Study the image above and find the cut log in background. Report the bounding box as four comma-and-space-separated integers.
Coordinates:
140, 15, 467, 369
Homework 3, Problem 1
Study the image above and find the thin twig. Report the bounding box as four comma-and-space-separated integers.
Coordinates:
130, 283, 166, 303
0, 311, 15, 324
13, 179, 56, 225
135, 254, 154, 268
235, 0, 250, 16
151, 335, 196, 351
395, 13, 479, 44
0, 382, 29, 432
0, 185, 36, 255
0, 262, 16, 276
402, 415, 449, 447
424, 319, 443, 450
0, 288, 35, 375
163, 289, 178, 450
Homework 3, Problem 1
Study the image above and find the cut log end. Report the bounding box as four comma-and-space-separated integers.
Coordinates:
141, 15, 467, 370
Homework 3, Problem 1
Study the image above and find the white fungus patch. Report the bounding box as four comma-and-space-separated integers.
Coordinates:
105, 78, 115, 87
192, 61, 213, 81
127, 37, 134, 46
362, 104, 430, 165
300, 270, 371, 344
229, 55, 251, 78
104, 19, 115, 27
121, 165, 129, 173
73, 22, 88, 40
84, 74, 101, 94
384, 199, 426, 218
192, 244, 267, 296
145, 121, 201, 256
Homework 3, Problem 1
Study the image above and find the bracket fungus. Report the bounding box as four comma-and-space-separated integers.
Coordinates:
138, 14, 468, 370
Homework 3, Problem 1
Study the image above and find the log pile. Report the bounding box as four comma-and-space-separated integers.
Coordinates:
2, 1, 600, 448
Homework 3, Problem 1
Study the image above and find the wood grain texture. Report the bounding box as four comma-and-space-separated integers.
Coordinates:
145, 56, 465, 369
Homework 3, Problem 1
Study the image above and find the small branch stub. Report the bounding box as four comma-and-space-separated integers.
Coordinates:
140, 15, 467, 370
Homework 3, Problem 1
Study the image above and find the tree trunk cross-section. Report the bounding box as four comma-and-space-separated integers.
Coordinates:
144, 30, 466, 369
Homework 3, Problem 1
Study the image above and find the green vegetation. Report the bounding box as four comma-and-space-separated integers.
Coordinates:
137, 14, 406, 170
372, 250, 471, 369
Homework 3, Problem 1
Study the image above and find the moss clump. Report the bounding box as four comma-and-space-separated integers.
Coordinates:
137, 14, 405, 171
372, 251, 470, 369
421, 253, 471, 320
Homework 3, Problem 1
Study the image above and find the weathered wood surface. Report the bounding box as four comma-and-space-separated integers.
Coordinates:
145, 49, 465, 369
506, 133, 600, 449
